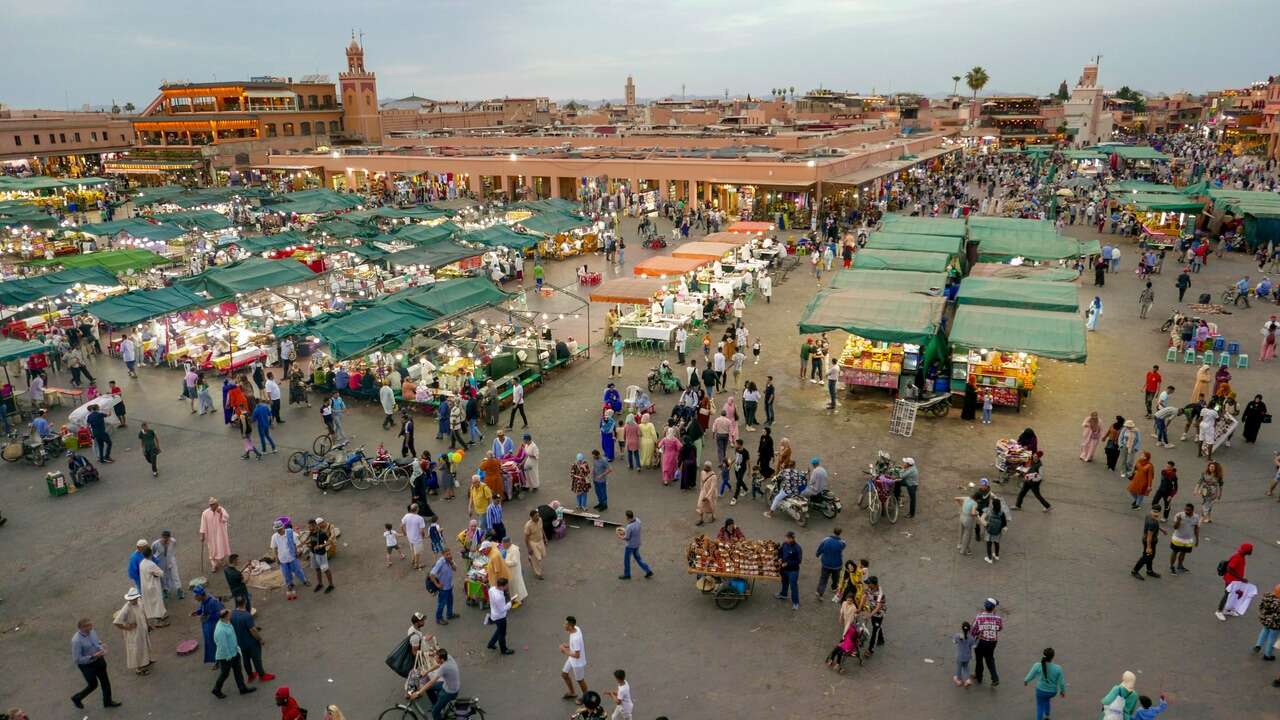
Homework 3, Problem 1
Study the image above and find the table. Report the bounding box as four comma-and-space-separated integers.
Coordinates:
43, 386, 84, 408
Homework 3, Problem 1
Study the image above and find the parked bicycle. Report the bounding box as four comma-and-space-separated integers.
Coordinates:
286, 440, 349, 475
363, 455, 415, 492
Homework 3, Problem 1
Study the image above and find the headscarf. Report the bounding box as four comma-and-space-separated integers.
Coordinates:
1085, 411, 1100, 432
1273, 584, 1280, 598
324, 705, 347, 720
625, 414, 636, 426
1120, 671, 1136, 692
640, 412, 651, 425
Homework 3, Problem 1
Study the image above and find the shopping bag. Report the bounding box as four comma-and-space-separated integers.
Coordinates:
385, 635, 416, 678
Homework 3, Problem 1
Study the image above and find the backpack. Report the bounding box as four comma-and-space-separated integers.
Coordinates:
1216, 559, 1229, 577
986, 511, 1005, 535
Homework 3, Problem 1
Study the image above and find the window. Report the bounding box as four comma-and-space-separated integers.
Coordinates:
323, 94, 332, 107
314, 122, 324, 135
120, 134, 126, 141
91, 131, 98, 141
49, 133, 56, 144
59, 133, 66, 143
33, 135, 39, 145
74, 132, 81, 142
13, 135, 20, 146
283, 123, 295, 136
300, 121, 311, 135
308, 95, 318, 108
266, 124, 277, 138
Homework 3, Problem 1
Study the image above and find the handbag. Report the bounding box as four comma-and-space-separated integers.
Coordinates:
1263, 414, 1273, 424
385, 635, 416, 678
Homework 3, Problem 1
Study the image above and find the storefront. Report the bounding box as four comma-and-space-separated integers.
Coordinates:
947, 304, 1087, 410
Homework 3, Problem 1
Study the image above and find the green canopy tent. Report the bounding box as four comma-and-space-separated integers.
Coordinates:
967, 216, 1057, 234
878, 215, 967, 238
309, 217, 377, 240
28, 249, 170, 274
0, 266, 121, 306
967, 263, 1080, 281
334, 243, 391, 262
132, 185, 271, 208
511, 198, 582, 214
1208, 189, 1280, 251
74, 218, 188, 243
149, 209, 232, 232
515, 211, 593, 236
0, 337, 49, 363
850, 248, 952, 273
230, 230, 313, 254
1120, 193, 1206, 213
273, 299, 441, 360
1088, 145, 1170, 162
345, 206, 454, 222
392, 222, 460, 245
399, 277, 512, 317
0, 200, 59, 229
955, 277, 1080, 312
862, 231, 965, 258
1063, 149, 1109, 161
177, 257, 318, 300
827, 269, 947, 293
1106, 180, 1185, 195
0, 176, 109, 192
949, 305, 1087, 362
458, 225, 539, 251
384, 243, 483, 270
84, 285, 210, 325
970, 226, 1083, 262
261, 189, 365, 215
797, 287, 945, 344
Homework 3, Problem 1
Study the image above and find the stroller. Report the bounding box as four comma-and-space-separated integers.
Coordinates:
66, 451, 99, 486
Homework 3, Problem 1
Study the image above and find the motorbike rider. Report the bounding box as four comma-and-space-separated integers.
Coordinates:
31, 409, 54, 440
803, 458, 828, 500
762, 460, 806, 519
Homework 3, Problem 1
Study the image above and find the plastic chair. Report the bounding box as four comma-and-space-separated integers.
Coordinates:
1237, 354, 1249, 368
1165, 346, 1178, 362
1227, 341, 1241, 356
1201, 351, 1215, 366
1183, 348, 1196, 363
622, 385, 641, 414
1212, 337, 1226, 352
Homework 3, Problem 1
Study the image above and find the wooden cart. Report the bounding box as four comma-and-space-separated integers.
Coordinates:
686, 567, 778, 610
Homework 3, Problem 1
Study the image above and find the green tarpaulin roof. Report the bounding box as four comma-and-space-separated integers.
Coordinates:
1121, 193, 1205, 213
232, 231, 313, 254
878, 215, 967, 238
950, 305, 1086, 362
385, 242, 482, 269
0, 266, 121, 306
797, 287, 944, 344
0, 176, 109, 192
132, 185, 271, 208
1089, 145, 1170, 162
516, 211, 592, 236
1107, 180, 1185, 195
968, 263, 1080, 281
345, 206, 454, 222
336, 243, 391, 261
851, 248, 951, 273
84, 285, 210, 325
970, 226, 1084, 261
1063, 149, 1109, 161
863, 231, 964, 258
1208, 189, 1280, 220
0, 337, 49, 363
511, 198, 581, 214
967, 216, 1057, 233
0, 202, 58, 229
309, 217, 377, 239
393, 222, 460, 245
262, 189, 365, 214
398, 277, 511, 317
827, 269, 947, 293
956, 277, 1080, 312
177, 257, 317, 299
459, 225, 538, 251
29, 249, 169, 274
74, 218, 188, 243
150, 209, 232, 232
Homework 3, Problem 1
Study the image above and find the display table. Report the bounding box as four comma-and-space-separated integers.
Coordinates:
211, 346, 268, 372
839, 367, 898, 389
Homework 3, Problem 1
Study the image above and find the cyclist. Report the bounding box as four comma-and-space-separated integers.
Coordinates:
406, 647, 461, 720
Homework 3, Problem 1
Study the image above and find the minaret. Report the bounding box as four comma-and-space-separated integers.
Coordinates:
625, 75, 636, 107
339, 32, 383, 144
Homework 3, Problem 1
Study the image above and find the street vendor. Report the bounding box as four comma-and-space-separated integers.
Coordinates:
716, 518, 745, 543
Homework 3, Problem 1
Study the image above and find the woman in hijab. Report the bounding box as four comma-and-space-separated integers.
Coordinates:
221, 377, 235, 424
1262, 321, 1277, 362
1016, 427, 1038, 453
1189, 363, 1212, 404
1255, 584, 1280, 661
1099, 671, 1138, 719
657, 427, 682, 485
637, 413, 658, 468
1126, 452, 1154, 509
570, 453, 592, 510
1117, 420, 1141, 478
678, 433, 699, 491
1242, 394, 1268, 444
622, 414, 641, 470
1212, 364, 1232, 398
1079, 411, 1102, 461
1102, 416, 1124, 472
758, 427, 775, 478
1085, 296, 1103, 331
695, 461, 717, 525
723, 395, 739, 447
776, 437, 794, 473
599, 409, 617, 462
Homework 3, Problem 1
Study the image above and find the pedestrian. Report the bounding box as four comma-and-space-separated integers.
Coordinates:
137, 546, 167, 627
570, 454, 591, 511
107, 380, 127, 427
199, 497, 232, 572
119, 335, 138, 378
814, 528, 846, 598
137, 421, 160, 477
894, 457, 919, 518
560, 616, 588, 701
591, 449, 611, 511
695, 461, 717, 525
1102, 416, 1123, 470
1117, 419, 1141, 478
1086, 296, 1103, 331
1023, 648, 1066, 720
981, 391, 993, 424
610, 335, 625, 378
675, 326, 688, 365
211, 608, 257, 698
401, 505, 427, 570
1100, 671, 1138, 719
486, 577, 515, 655
1131, 509, 1164, 580
1253, 584, 1280, 661
1079, 411, 1102, 461
524, 509, 547, 579
307, 517, 334, 593
231, 595, 273, 683
198, 374, 215, 415
600, 410, 617, 463
151, 530, 182, 600
1138, 282, 1154, 319
1195, 460, 1224, 523
607, 669, 634, 720
800, 338, 812, 380
237, 407, 262, 460
1175, 268, 1191, 302
764, 375, 775, 426
981, 498, 1008, 563
1134, 693, 1170, 719
775, 530, 802, 610
429, 548, 459, 625
741, 382, 760, 430
825, 357, 839, 409
1126, 452, 1154, 509
329, 392, 347, 441
112, 588, 152, 676
1215, 543, 1253, 621
622, 414, 640, 470
1143, 365, 1162, 417
970, 598, 1003, 686
380, 380, 396, 430
484, 495, 505, 543
265, 372, 284, 424
70, 618, 120, 709
1150, 460, 1179, 521
1167, 502, 1199, 574
270, 520, 305, 600
448, 398, 468, 449
399, 412, 416, 458
1242, 394, 1268, 444
956, 484, 982, 555
618, 510, 653, 579
193, 584, 224, 665
508, 381, 529, 429
85, 404, 113, 463
953, 621, 975, 687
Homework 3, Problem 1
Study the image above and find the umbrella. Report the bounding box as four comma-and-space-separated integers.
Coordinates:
1055, 188, 1074, 197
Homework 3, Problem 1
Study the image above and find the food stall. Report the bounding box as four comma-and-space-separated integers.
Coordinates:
723, 221, 775, 235
954, 277, 1080, 313
862, 231, 966, 272
513, 211, 598, 260
685, 534, 781, 610
850, 248, 953, 274
1116, 192, 1204, 250
71, 218, 191, 257
589, 277, 691, 344
947, 305, 1087, 411
632, 255, 709, 279
827, 268, 947, 293
0, 266, 123, 339
797, 287, 947, 395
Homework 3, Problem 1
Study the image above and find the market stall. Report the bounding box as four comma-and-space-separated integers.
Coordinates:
798, 287, 947, 393
827, 269, 947, 293
513, 211, 598, 260
1206, 189, 1280, 252
26, 249, 170, 277
863, 231, 966, 271
850, 248, 952, 273
591, 277, 692, 345
685, 534, 781, 610
948, 305, 1087, 410
671, 241, 739, 261
967, 263, 1079, 281
955, 277, 1080, 313
723, 221, 775, 235
878, 214, 967, 238
73, 218, 190, 255
632, 255, 709, 279
969, 226, 1086, 264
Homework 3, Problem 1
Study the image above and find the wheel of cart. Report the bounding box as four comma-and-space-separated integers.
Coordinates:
689, 568, 763, 611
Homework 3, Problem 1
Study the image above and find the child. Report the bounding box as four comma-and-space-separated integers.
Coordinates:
1134, 694, 1169, 719
953, 621, 975, 687
825, 613, 860, 673
981, 392, 993, 424
383, 523, 405, 566
428, 515, 444, 555
752, 339, 761, 365
85, 382, 100, 401
197, 375, 214, 415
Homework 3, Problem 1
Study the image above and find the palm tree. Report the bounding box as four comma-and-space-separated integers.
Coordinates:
965, 66, 989, 102
123, 102, 135, 113
951, 75, 961, 96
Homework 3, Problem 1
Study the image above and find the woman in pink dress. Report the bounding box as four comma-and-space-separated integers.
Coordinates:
723, 396, 739, 447
1261, 324, 1277, 362
622, 414, 642, 470
658, 427, 682, 485
1079, 411, 1102, 461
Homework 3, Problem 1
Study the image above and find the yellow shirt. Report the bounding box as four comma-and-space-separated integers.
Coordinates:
469, 483, 493, 515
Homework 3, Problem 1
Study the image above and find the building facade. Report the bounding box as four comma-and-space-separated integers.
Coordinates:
1063, 63, 1114, 146
0, 108, 133, 175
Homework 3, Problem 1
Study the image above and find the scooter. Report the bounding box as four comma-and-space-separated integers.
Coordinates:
761, 470, 810, 526
807, 488, 844, 520
646, 364, 681, 394
1, 430, 49, 466
312, 446, 372, 492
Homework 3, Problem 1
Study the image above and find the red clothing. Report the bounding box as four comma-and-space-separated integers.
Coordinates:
971, 611, 1003, 641
1224, 543, 1252, 586
1144, 371, 1162, 393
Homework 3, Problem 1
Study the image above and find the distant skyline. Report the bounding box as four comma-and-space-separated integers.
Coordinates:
2, 0, 1277, 110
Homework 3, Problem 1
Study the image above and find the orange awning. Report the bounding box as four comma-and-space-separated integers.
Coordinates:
725, 221, 775, 234
632, 255, 709, 278
672, 241, 737, 261
588, 277, 675, 304
701, 231, 753, 246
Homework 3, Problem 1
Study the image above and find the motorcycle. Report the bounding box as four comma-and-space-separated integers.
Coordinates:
807, 488, 844, 520
646, 364, 682, 394
1158, 309, 1187, 333
1, 430, 49, 466
312, 446, 373, 492
761, 468, 810, 526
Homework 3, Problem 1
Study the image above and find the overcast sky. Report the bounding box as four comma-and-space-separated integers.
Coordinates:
2, 0, 1277, 109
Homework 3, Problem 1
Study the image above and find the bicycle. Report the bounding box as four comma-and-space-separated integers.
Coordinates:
378, 696, 486, 720
327, 446, 377, 490
286, 440, 349, 474
860, 475, 899, 526
368, 456, 415, 492
313, 433, 335, 455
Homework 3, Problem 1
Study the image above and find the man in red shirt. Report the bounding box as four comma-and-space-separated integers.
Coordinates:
1143, 365, 1162, 417
1215, 543, 1252, 621
970, 598, 1004, 686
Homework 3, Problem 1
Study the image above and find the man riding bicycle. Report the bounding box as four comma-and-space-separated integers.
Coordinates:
406, 647, 461, 720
